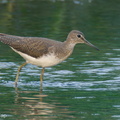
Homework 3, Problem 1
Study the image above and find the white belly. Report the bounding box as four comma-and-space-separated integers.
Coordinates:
11, 48, 62, 67
22, 53, 61, 67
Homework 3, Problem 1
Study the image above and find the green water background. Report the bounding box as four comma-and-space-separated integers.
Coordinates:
0, 0, 120, 119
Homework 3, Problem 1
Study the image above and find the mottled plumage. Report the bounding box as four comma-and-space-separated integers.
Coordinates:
0, 30, 99, 87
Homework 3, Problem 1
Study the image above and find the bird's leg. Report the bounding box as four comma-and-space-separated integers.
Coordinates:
15, 62, 27, 87
40, 67, 45, 90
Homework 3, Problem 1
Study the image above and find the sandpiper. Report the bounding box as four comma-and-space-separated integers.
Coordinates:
0, 30, 99, 87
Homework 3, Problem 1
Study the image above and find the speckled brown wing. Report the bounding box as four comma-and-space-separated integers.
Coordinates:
0, 33, 57, 58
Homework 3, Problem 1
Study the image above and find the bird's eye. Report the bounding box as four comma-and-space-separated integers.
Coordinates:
77, 34, 81, 38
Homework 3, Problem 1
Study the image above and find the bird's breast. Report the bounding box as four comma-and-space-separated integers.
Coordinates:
11, 46, 73, 67
13, 49, 64, 67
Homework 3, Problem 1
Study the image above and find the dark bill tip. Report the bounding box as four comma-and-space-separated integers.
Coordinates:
85, 40, 100, 51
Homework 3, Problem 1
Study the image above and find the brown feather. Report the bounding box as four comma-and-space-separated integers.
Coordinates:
0, 34, 64, 58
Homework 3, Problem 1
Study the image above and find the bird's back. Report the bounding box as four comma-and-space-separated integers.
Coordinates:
0, 33, 64, 58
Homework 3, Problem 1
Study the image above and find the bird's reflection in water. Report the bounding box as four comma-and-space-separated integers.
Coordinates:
14, 87, 75, 119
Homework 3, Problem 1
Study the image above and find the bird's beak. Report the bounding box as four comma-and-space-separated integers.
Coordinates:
84, 39, 99, 51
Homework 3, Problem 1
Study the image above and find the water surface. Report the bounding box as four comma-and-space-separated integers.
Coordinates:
0, 0, 120, 119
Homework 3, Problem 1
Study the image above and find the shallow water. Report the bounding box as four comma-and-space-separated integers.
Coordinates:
0, 0, 120, 119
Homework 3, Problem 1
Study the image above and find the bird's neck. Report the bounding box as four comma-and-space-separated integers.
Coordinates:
63, 40, 76, 50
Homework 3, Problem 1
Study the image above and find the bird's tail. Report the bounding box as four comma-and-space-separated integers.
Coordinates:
0, 33, 21, 46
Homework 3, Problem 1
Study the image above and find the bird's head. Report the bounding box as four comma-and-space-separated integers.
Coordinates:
67, 30, 99, 50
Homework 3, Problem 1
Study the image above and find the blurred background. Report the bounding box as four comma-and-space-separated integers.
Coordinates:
0, 0, 120, 119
